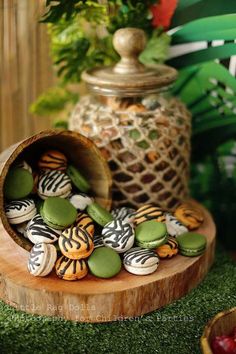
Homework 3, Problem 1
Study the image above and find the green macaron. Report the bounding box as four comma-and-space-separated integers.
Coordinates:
41, 197, 77, 230
177, 232, 207, 257
135, 220, 168, 249
88, 247, 122, 278
66, 165, 90, 193
4, 167, 34, 200
87, 202, 113, 227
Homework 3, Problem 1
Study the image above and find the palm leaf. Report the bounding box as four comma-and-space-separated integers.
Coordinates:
171, 0, 236, 27
167, 43, 236, 68
192, 121, 236, 160
172, 62, 236, 158
171, 14, 236, 44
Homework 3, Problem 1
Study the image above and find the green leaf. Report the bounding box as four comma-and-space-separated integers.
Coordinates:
176, 0, 203, 11
53, 120, 69, 130
192, 120, 236, 160
173, 61, 236, 158
171, 65, 199, 95
173, 62, 235, 107
171, 0, 236, 27
171, 14, 236, 44
139, 31, 171, 65
167, 43, 236, 68
30, 87, 78, 116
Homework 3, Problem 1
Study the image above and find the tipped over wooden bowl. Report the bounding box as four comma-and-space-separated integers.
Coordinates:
201, 307, 236, 354
0, 130, 112, 251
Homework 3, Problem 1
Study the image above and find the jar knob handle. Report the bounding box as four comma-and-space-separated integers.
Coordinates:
113, 27, 147, 74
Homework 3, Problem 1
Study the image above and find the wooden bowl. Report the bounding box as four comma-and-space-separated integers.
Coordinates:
201, 307, 236, 354
0, 130, 112, 251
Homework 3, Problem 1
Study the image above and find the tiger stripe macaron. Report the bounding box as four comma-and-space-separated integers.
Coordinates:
134, 204, 166, 226
75, 211, 95, 236
156, 237, 178, 259
38, 150, 67, 172
174, 202, 204, 230
55, 256, 88, 281
58, 226, 94, 260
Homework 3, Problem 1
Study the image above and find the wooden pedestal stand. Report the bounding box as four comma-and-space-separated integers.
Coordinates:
0, 201, 215, 323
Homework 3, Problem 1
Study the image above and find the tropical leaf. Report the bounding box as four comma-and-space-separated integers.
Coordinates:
167, 43, 236, 68
172, 61, 236, 158
171, 66, 200, 95
192, 120, 236, 160
171, 0, 236, 27
173, 62, 236, 106
171, 14, 236, 44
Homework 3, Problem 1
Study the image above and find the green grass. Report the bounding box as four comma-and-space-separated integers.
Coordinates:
0, 245, 235, 354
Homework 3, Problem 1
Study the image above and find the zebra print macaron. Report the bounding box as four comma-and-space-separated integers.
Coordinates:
26, 214, 61, 244
111, 207, 136, 224
102, 219, 135, 253
38, 150, 67, 172
123, 247, 159, 275
165, 212, 188, 237
5, 199, 37, 225
37, 170, 72, 199
94, 234, 104, 248
28, 242, 57, 277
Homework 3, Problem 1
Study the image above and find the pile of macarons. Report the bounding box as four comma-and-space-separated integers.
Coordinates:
3, 149, 207, 281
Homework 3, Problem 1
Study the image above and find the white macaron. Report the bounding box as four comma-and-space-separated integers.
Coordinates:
69, 193, 93, 211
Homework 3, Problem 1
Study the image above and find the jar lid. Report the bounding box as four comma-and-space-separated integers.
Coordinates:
82, 28, 177, 97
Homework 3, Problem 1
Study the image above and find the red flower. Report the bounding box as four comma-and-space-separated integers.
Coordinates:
150, 0, 178, 29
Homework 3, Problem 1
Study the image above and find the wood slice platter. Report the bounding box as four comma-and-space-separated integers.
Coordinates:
0, 201, 216, 323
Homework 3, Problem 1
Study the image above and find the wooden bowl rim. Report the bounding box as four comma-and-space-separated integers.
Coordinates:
200, 307, 236, 354
0, 129, 112, 250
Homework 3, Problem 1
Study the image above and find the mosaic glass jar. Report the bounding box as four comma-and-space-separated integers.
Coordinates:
70, 28, 191, 210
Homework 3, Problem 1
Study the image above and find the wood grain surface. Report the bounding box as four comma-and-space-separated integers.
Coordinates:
0, 201, 216, 322
0, 0, 54, 152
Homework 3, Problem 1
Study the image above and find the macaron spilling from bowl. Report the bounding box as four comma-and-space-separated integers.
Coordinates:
3, 151, 206, 281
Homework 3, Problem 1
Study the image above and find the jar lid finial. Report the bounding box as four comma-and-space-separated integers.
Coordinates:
82, 27, 177, 97
113, 28, 146, 74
